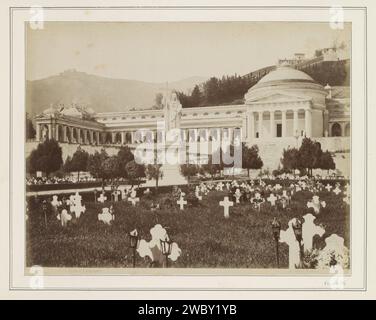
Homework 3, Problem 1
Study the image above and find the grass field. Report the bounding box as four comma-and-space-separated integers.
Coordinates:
26, 188, 349, 269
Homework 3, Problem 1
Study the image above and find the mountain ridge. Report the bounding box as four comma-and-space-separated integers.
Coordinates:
26, 70, 207, 116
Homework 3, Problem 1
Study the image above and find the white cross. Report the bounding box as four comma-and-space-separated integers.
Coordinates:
51, 195, 61, 208
219, 196, 233, 219
333, 185, 341, 195
216, 182, 224, 191
177, 197, 187, 210
97, 193, 107, 203
325, 184, 333, 192
267, 193, 278, 206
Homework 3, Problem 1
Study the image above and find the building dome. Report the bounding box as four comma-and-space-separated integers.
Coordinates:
257, 66, 314, 84
244, 65, 327, 108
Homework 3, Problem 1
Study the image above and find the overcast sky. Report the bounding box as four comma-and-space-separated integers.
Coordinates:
26, 21, 351, 83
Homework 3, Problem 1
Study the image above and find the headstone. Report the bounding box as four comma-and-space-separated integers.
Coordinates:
302, 213, 325, 251
333, 185, 341, 195
307, 195, 326, 214
216, 181, 224, 191
51, 195, 61, 208
128, 190, 140, 206
98, 193, 107, 203
280, 218, 301, 269
98, 207, 115, 225
325, 184, 333, 192
234, 188, 241, 204
177, 197, 187, 210
219, 196, 233, 219
57, 209, 72, 227
137, 224, 182, 265
267, 193, 278, 207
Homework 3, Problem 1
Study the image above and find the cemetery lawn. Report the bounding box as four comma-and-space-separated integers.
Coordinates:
26, 190, 349, 269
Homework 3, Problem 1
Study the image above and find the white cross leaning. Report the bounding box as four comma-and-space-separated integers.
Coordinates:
219, 196, 233, 219
97, 193, 107, 203
177, 197, 187, 210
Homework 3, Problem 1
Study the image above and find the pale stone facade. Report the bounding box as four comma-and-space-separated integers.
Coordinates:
33, 65, 350, 172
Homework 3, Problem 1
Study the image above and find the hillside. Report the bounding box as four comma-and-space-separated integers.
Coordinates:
26, 70, 207, 116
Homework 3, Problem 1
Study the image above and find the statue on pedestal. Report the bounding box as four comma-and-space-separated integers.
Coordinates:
163, 92, 182, 131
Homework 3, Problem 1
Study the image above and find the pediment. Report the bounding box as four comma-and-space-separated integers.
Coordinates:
246, 91, 311, 104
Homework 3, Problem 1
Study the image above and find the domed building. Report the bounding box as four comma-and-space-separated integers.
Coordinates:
33, 64, 349, 173
244, 65, 329, 139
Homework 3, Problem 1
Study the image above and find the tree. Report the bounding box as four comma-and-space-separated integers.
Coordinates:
242, 143, 263, 177
146, 163, 163, 192
117, 146, 135, 178
320, 150, 336, 173
153, 92, 164, 109
25, 113, 36, 140
87, 149, 109, 182
298, 138, 323, 176
125, 160, 145, 187
201, 153, 223, 179
27, 139, 63, 176
69, 146, 89, 181
281, 147, 300, 174
180, 163, 199, 183
103, 155, 121, 182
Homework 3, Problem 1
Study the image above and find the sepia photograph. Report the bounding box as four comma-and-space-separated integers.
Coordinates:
24, 20, 352, 274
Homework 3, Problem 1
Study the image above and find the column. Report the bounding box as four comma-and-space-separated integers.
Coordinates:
293, 110, 299, 137
62, 125, 67, 142
258, 111, 263, 138
242, 116, 247, 139
47, 124, 52, 139
90, 130, 94, 144
130, 131, 134, 143
121, 132, 125, 145
247, 111, 254, 139
281, 110, 287, 137
77, 128, 81, 144
68, 127, 72, 143
323, 110, 329, 136
55, 124, 59, 141
269, 111, 275, 138
96, 131, 100, 145
305, 109, 312, 137
36, 124, 40, 141
111, 132, 116, 144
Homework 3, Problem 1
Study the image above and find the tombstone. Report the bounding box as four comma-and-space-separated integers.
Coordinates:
98, 193, 107, 203
216, 181, 224, 191
252, 192, 264, 211
333, 185, 341, 195
267, 193, 278, 207
280, 218, 301, 269
234, 188, 241, 204
112, 190, 120, 202
226, 182, 231, 190
57, 209, 72, 227
302, 213, 325, 251
307, 195, 326, 214
51, 195, 61, 208
98, 207, 114, 225
219, 196, 233, 219
177, 197, 187, 210
71, 202, 86, 219
137, 224, 182, 265
318, 234, 349, 269
274, 184, 282, 191
128, 190, 140, 206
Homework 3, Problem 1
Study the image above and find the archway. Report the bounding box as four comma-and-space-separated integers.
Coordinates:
57, 125, 64, 142
114, 132, 122, 144
331, 122, 342, 137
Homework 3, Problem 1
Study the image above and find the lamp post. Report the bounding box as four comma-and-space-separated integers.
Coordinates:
160, 235, 173, 268
129, 229, 140, 268
292, 218, 304, 268
42, 200, 48, 229
271, 217, 281, 268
